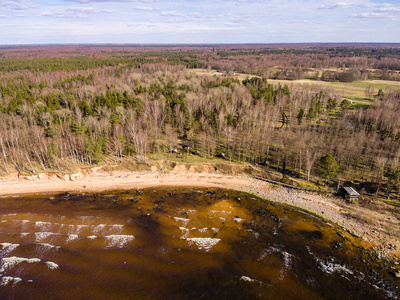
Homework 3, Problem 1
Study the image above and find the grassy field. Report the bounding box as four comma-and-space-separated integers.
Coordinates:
267, 79, 400, 103
188, 69, 400, 105
188, 68, 258, 81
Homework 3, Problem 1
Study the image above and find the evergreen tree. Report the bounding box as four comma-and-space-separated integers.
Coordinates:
297, 108, 304, 124
318, 154, 339, 186
377, 89, 385, 100
70, 121, 85, 135
47, 141, 60, 168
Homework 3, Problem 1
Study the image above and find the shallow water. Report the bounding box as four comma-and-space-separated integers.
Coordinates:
0, 188, 398, 299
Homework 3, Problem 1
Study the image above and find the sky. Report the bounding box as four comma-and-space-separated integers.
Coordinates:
1, 0, 400, 45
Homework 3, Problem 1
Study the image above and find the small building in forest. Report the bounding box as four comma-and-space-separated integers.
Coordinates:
343, 187, 360, 201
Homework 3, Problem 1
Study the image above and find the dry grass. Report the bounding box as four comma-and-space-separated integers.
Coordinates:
268, 79, 400, 102
188, 68, 400, 104
187, 68, 256, 81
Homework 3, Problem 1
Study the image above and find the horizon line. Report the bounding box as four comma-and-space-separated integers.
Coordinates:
2, 42, 400, 48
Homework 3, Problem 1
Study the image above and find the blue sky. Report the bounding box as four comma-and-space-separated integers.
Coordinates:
1, 0, 400, 45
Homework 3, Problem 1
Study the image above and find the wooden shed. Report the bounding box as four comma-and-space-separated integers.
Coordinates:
343, 187, 360, 201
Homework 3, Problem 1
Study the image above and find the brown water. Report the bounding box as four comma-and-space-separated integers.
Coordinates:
0, 188, 398, 299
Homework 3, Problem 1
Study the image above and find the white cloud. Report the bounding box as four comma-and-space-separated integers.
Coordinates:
161, 11, 186, 17
318, 2, 353, 10
352, 12, 387, 18
224, 22, 244, 28
374, 4, 400, 13
135, 6, 153, 10
234, 0, 268, 4
65, 0, 131, 3
41, 7, 111, 18
1, 0, 400, 44
227, 16, 252, 25
0, 0, 36, 10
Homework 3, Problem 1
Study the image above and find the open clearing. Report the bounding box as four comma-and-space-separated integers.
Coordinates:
188, 69, 400, 104
268, 79, 400, 103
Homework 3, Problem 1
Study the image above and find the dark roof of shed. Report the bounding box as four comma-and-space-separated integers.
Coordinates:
343, 187, 360, 196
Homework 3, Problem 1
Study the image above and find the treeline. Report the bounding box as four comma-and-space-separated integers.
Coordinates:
2, 45, 400, 82
1, 53, 400, 198
0, 54, 205, 73
208, 46, 400, 82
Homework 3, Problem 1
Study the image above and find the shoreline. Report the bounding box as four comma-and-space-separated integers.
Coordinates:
1, 168, 399, 259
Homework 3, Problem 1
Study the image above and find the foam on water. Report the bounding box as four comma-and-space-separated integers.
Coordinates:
105, 235, 135, 248
36, 243, 61, 253
279, 251, 293, 280
36, 243, 60, 249
173, 217, 190, 226
186, 238, 221, 252
179, 227, 190, 239
0, 257, 41, 273
77, 216, 95, 222
0, 276, 22, 286
45, 261, 59, 270
258, 246, 282, 261
75, 225, 90, 234
211, 210, 231, 215
91, 224, 124, 235
240, 276, 261, 284
307, 247, 354, 279
20, 220, 31, 231
318, 260, 354, 276
93, 224, 106, 234
86, 235, 97, 239
111, 225, 124, 233
0, 243, 19, 256
35, 221, 52, 229
234, 217, 244, 223
2, 214, 16, 217
240, 276, 254, 282
282, 252, 292, 269
34, 232, 54, 242
66, 234, 79, 243
78, 224, 90, 230
67, 225, 75, 233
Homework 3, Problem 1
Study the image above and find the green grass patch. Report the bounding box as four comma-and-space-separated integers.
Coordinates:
334, 81, 400, 91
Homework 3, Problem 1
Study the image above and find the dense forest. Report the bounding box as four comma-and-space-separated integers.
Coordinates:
1, 44, 400, 200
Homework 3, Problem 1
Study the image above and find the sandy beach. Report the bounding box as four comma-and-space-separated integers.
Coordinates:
1, 166, 399, 259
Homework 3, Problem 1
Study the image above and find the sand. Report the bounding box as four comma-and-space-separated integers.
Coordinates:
0, 168, 399, 258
